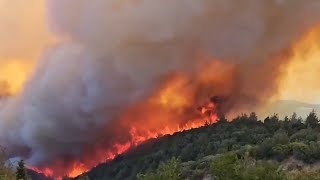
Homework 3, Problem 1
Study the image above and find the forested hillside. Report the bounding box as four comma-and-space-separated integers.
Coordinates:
74, 111, 320, 180
4, 110, 320, 180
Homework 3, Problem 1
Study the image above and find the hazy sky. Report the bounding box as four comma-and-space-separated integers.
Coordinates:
0, 0, 54, 93
1, 0, 320, 176
278, 27, 320, 104
0, 0, 320, 103
0, 0, 52, 59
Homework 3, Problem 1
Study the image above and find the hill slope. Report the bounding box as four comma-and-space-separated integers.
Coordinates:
73, 110, 320, 180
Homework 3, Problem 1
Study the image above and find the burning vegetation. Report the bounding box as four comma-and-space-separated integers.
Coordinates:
1, 0, 320, 179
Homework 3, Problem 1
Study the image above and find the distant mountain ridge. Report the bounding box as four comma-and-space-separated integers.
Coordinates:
263, 100, 320, 118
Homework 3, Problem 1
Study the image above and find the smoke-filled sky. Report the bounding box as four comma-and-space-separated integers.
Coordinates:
1, 0, 320, 177
0, 0, 53, 94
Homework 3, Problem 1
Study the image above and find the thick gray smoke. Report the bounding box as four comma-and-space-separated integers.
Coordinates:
1, 0, 320, 176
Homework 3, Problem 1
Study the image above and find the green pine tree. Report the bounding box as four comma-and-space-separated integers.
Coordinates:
306, 110, 319, 128
16, 160, 28, 180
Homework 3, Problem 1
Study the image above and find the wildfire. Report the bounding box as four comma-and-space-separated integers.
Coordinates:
18, 22, 320, 180
30, 167, 54, 178
29, 65, 226, 179
3, 1, 320, 179
32, 122, 213, 179
67, 163, 88, 178
42, 25, 320, 178
28, 24, 320, 176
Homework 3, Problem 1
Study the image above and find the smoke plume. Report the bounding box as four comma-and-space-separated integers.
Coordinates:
1, 0, 320, 177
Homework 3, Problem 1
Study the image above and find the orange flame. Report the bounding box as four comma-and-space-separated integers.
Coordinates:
30, 64, 224, 179
31, 121, 212, 179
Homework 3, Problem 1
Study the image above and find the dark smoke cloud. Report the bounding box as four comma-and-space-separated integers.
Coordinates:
1, 0, 320, 176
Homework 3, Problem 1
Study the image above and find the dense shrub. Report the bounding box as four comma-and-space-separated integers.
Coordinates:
137, 157, 182, 180
82, 111, 320, 180
211, 152, 285, 180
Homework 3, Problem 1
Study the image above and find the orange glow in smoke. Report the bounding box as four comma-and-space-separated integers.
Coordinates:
32, 29, 320, 177
30, 24, 320, 177
279, 25, 320, 103
30, 62, 224, 178
0, 59, 34, 95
